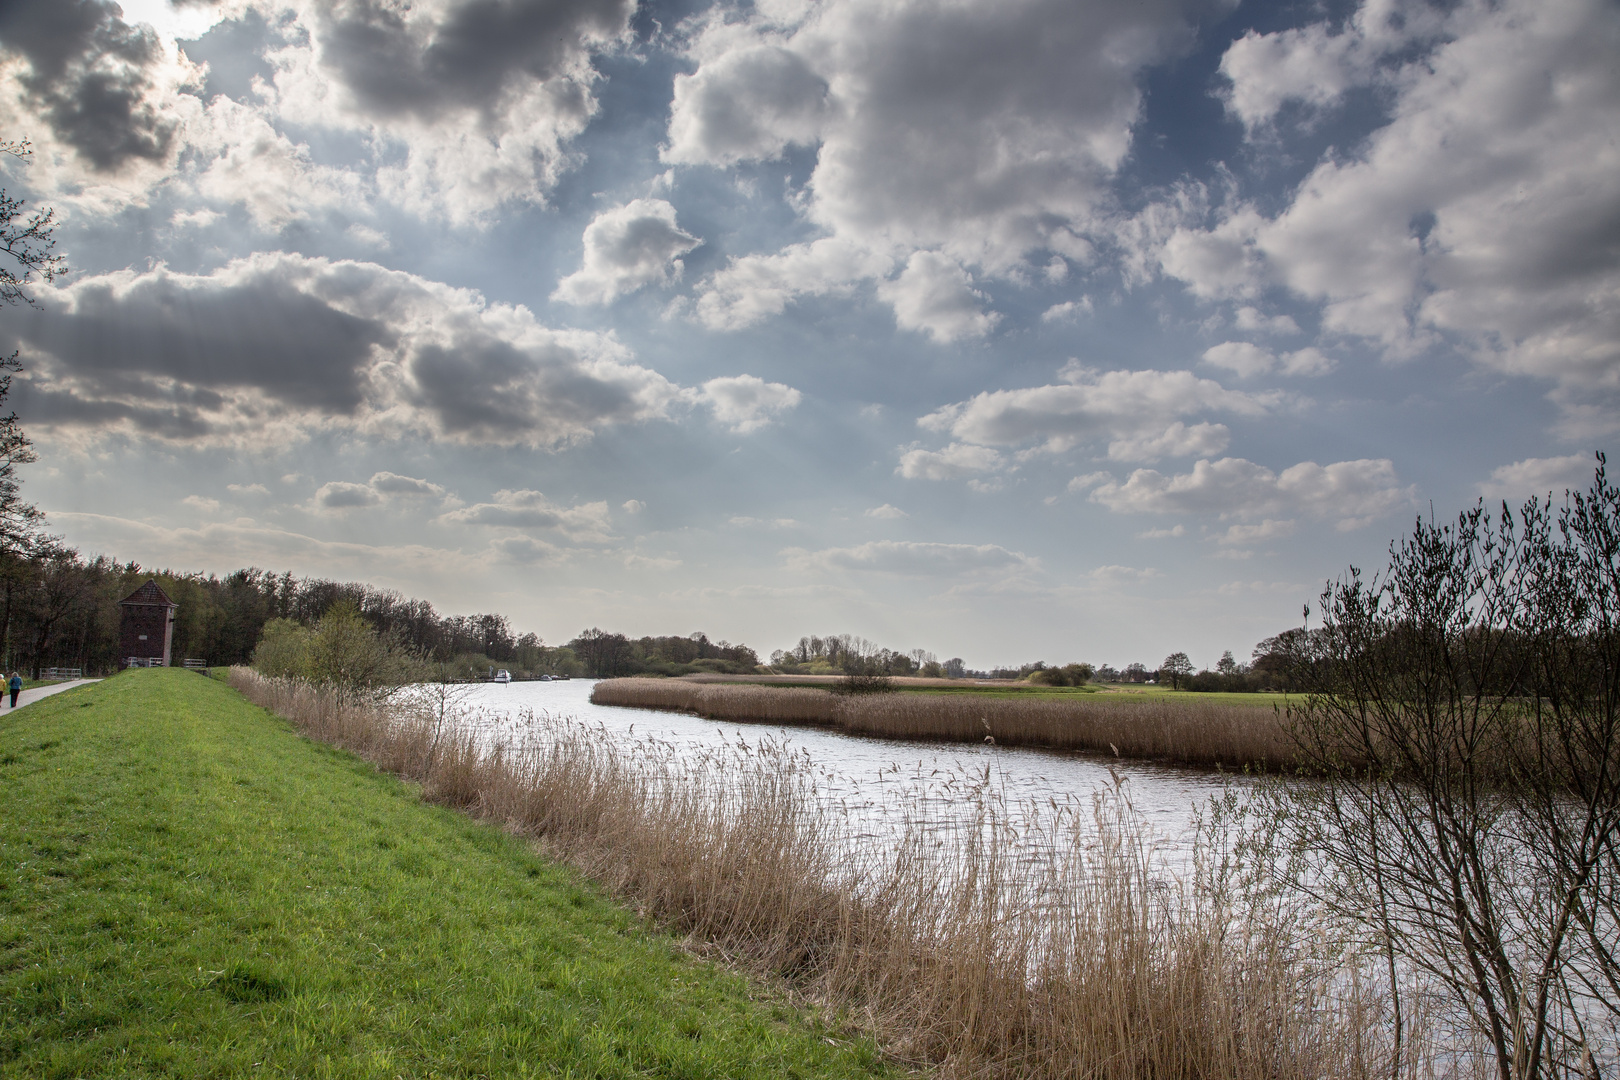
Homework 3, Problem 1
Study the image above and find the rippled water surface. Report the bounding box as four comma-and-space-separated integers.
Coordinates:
454, 679, 1242, 855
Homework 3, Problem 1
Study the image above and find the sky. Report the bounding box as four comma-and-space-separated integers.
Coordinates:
0, 0, 1614, 671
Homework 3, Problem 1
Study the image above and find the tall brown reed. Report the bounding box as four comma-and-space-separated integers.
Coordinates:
232, 668, 1421, 1080
592, 678, 1298, 770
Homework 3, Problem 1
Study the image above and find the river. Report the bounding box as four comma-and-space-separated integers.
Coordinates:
451, 679, 1242, 864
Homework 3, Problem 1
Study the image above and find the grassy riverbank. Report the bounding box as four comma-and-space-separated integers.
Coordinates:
0, 669, 890, 1078
592, 678, 1297, 770
229, 669, 1394, 1080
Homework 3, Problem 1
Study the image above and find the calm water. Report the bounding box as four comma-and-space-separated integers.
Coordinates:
451, 679, 1241, 859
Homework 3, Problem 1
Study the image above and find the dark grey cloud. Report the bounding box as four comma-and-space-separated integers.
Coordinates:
4, 253, 681, 446
0, 0, 180, 170
315, 0, 633, 123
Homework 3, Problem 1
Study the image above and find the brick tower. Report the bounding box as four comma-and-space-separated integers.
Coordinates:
118, 579, 176, 667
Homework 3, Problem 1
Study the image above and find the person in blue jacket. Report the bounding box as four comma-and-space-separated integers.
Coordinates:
8, 673, 20, 708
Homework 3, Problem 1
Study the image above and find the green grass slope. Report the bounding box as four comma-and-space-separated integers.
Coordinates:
0, 670, 890, 1079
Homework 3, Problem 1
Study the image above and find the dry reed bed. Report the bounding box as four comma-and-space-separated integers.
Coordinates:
229, 668, 1419, 1080
591, 679, 1299, 770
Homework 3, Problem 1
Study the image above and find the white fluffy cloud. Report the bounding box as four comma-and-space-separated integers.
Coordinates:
552, 199, 701, 306
4, 252, 683, 448
1156, 0, 1620, 434
896, 442, 1004, 481
190, 96, 371, 230
1089, 457, 1414, 530
1477, 455, 1597, 501
876, 251, 999, 343
909, 366, 1275, 473
1200, 341, 1334, 378
673, 0, 1203, 337
692, 374, 802, 433
692, 236, 891, 331
440, 489, 614, 542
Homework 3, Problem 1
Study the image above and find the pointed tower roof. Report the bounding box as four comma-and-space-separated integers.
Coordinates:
120, 579, 176, 608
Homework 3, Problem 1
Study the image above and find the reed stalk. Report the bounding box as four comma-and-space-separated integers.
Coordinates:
591, 678, 1298, 770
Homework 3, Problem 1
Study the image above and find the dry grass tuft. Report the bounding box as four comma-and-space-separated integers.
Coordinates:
591, 678, 1298, 770
232, 668, 1431, 1080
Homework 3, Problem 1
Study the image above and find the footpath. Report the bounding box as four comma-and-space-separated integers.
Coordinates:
4, 678, 100, 712
0, 669, 889, 1079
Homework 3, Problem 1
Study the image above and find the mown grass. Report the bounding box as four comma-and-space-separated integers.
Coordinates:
593, 679, 1299, 770
0, 669, 892, 1079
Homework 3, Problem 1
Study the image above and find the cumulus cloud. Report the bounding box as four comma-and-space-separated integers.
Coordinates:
897, 442, 1004, 481
369, 471, 446, 498
785, 540, 1034, 576
0, 0, 204, 207
190, 96, 370, 230
1156, 0, 1620, 434
314, 480, 382, 510
664, 38, 828, 167
440, 489, 614, 542
864, 503, 908, 519
1477, 454, 1597, 501
4, 252, 683, 447
674, 0, 1203, 334
692, 236, 891, 331
1200, 341, 1334, 378
0, 0, 638, 223
876, 251, 999, 343
262, 0, 636, 223
693, 374, 802, 433
1089, 457, 1414, 530
910, 366, 1274, 474
1215, 0, 1445, 133
552, 199, 701, 305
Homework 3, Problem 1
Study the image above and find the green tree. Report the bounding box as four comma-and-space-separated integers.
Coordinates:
1158, 651, 1192, 690
251, 618, 312, 678
305, 603, 419, 699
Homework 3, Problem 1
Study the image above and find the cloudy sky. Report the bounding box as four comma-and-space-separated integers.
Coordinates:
0, 0, 1614, 669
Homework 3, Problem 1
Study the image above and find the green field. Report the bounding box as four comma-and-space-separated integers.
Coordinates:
0, 669, 891, 1079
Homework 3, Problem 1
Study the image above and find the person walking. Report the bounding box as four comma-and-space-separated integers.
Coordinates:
7, 673, 20, 708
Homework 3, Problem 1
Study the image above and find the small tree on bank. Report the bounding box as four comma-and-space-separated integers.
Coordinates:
1275, 453, 1620, 1080
1158, 651, 1192, 690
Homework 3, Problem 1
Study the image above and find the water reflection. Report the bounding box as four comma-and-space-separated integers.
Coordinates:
454, 679, 1243, 860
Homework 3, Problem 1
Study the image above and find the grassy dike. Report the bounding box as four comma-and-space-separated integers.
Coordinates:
0, 670, 893, 1079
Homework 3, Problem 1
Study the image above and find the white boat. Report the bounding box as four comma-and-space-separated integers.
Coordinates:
493, 669, 511, 684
